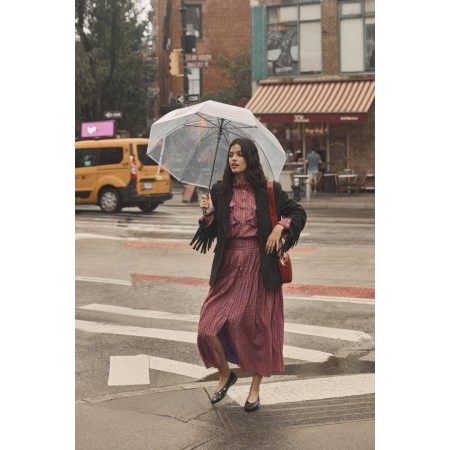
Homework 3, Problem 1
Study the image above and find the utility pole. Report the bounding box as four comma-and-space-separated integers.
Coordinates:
179, 0, 189, 99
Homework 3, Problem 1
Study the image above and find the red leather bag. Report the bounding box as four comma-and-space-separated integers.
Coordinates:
267, 180, 293, 284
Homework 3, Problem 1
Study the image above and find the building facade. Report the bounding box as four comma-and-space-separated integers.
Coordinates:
154, 0, 251, 116
154, 0, 375, 177
247, 0, 375, 175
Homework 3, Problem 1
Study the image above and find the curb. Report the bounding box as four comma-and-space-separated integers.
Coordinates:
165, 189, 375, 211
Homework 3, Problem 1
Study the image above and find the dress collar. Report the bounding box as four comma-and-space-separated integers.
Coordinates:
233, 179, 253, 191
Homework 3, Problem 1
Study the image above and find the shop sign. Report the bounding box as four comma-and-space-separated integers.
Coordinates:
255, 113, 367, 124
293, 114, 309, 123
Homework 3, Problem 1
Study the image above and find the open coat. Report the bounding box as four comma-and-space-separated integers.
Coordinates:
191, 180, 307, 289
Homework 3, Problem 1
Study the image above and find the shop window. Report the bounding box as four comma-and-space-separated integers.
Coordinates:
339, 0, 375, 73
186, 4, 202, 38
267, 2, 322, 77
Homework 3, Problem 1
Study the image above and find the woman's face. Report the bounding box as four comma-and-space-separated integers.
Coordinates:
228, 144, 247, 177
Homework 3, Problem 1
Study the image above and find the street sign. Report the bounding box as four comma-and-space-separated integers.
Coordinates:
176, 94, 200, 105
104, 111, 123, 119
186, 54, 212, 62
187, 61, 209, 68
187, 94, 200, 102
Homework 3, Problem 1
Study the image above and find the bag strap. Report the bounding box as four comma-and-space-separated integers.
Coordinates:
267, 180, 277, 228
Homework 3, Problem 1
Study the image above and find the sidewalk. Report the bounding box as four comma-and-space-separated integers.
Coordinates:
77, 363, 374, 450
166, 182, 375, 211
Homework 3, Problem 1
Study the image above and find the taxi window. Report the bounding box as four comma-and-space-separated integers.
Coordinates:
75, 148, 98, 168
98, 147, 123, 166
137, 144, 157, 166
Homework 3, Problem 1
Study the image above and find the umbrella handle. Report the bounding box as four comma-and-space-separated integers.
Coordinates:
201, 188, 211, 216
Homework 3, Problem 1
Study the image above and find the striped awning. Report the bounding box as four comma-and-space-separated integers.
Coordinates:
246, 79, 374, 123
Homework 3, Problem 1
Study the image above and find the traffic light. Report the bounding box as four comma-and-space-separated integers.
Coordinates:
169, 49, 183, 76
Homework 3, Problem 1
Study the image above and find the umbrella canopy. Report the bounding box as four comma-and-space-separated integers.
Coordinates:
147, 100, 287, 190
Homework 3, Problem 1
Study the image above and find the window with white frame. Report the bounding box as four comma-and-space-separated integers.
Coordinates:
186, 4, 202, 38
339, 0, 375, 73
267, 2, 322, 77
188, 67, 201, 95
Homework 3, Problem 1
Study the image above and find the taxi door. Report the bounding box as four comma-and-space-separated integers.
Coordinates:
134, 141, 171, 195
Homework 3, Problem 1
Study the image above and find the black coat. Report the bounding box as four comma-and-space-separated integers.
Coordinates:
191, 181, 307, 289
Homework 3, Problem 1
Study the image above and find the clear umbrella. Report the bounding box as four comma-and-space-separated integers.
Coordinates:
147, 100, 287, 192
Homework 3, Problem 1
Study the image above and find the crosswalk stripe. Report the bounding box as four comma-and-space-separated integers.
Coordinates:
75, 320, 197, 343
284, 295, 374, 305
227, 373, 375, 406
79, 303, 199, 323
79, 303, 370, 342
75, 320, 332, 362
149, 356, 215, 379
283, 346, 331, 363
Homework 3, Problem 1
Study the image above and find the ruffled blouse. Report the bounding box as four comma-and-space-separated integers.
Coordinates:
201, 180, 291, 238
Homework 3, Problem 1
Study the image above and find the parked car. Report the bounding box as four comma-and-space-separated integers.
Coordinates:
75, 138, 172, 213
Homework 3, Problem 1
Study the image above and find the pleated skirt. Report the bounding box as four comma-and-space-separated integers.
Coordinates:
197, 237, 285, 377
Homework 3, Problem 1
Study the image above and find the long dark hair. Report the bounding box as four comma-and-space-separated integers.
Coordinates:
220, 138, 267, 191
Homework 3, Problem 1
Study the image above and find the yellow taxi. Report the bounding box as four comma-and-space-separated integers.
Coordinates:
75, 137, 172, 213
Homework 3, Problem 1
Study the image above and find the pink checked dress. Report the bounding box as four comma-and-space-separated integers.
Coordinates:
197, 181, 290, 377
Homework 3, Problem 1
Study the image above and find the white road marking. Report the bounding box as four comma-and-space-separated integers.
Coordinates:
283, 346, 331, 362
284, 295, 374, 305
108, 355, 150, 386
76, 223, 198, 234
79, 303, 199, 322
75, 320, 197, 343
75, 233, 124, 241
75, 320, 332, 362
75, 276, 132, 286
79, 303, 370, 342
149, 356, 215, 379
107, 355, 216, 386
227, 373, 375, 406
284, 322, 372, 342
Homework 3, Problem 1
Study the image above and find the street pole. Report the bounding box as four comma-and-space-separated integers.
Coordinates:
180, 0, 189, 100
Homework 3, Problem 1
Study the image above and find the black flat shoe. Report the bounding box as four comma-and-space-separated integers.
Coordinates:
244, 396, 260, 412
211, 371, 237, 404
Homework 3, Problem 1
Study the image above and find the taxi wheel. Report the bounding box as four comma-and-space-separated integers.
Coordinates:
99, 188, 122, 213
138, 202, 158, 213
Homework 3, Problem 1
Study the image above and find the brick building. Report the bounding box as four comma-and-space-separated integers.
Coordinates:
154, 0, 251, 116
247, 0, 375, 178
153, 0, 375, 182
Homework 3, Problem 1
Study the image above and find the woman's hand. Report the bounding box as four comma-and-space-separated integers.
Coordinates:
200, 194, 214, 215
265, 224, 284, 254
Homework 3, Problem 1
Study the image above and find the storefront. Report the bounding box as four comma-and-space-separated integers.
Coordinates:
245, 77, 375, 190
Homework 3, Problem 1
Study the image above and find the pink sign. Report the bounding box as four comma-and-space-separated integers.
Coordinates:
80, 120, 115, 138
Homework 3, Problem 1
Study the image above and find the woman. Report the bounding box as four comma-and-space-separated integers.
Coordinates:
191, 138, 307, 411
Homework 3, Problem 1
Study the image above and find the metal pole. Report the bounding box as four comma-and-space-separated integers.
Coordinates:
326, 123, 330, 172
180, 0, 189, 99
207, 119, 224, 193
346, 134, 350, 170
302, 123, 306, 173
305, 177, 311, 202
202, 118, 224, 214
